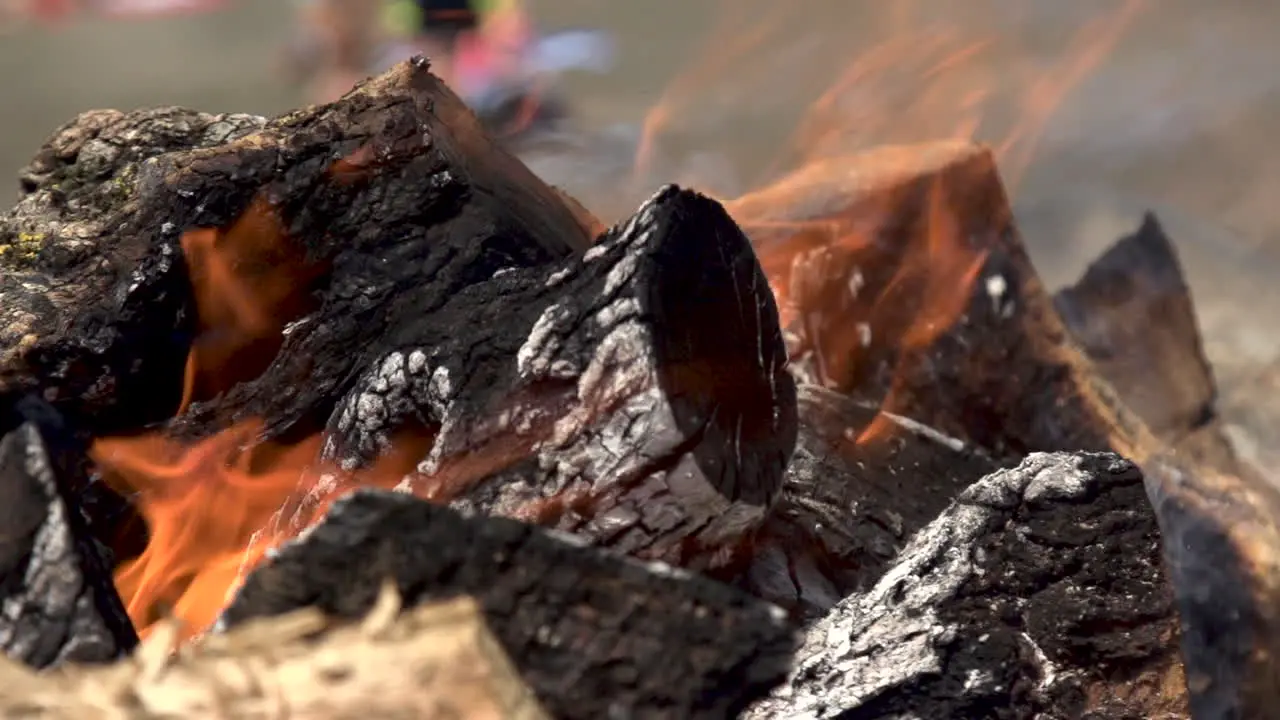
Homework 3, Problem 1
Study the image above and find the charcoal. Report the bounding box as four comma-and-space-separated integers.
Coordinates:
746, 452, 1186, 719
222, 488, 797, 720
740, 384, 997, 618
0, 395, 136, 667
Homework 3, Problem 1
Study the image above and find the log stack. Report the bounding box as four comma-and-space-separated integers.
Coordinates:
0, 58, 1277, 718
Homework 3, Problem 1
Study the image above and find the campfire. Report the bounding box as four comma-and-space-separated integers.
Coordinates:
0, 55, 1278, 719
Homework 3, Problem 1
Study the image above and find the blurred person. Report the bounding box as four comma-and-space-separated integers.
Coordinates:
380, 0, 530, 91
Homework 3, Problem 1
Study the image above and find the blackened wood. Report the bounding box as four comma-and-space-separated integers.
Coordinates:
314, 186, 796, 569
1053, 212, 1266, 487
0, 396, 137, 667
0, 58, 594, 440
735, 140, 1280, 718
1054, 213, 1217, 439
740, 384, 997, 618
222, 488, 797, 720
745, 452, 1187, 720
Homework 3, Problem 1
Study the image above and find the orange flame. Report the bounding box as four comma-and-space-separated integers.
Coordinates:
89, 2, 1147, 641
654, 0, 1147, 445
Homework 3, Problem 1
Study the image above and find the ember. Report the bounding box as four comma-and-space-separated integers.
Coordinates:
0, 24, 1276, 720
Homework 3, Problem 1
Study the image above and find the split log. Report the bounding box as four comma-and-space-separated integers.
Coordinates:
0, 57, 594, 440
221, 489, 797, 720
740, 383, 997, 617
0, 590, 549, 719
732, 140, 1280, 716
1053, 212, 1217, 440
0, 395, 136, 667
745, 452, 1188, 719
1052, 212, 1260, 482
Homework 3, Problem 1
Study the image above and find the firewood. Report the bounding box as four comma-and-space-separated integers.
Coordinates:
744, 452, 1188, 719
221, 489, 797, 720
734, 140, 1280, 716
0, 395, 136, 667
1054, 212, 1217, 440
297, 185, 795, 569
0, 588, 549, 719
738, 383, 997, 618
0, 58, 595, 441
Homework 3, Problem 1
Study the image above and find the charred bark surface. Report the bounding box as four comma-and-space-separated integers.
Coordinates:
0, 396, 136, 667
740, 384, 997, 618
310, 186, 795, 567
1054, 213, 1216, 439
745, 452, 1187, 720
0, 58, 593, 439
222, 488, 796, 720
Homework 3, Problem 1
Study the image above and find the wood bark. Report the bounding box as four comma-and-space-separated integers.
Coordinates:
0, 591, 549, 719
222, 488, 797, 720
744, 452, 1188, 719
0, 58, 594, 441
0, 395, 136, 667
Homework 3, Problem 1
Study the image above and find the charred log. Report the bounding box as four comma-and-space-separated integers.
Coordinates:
740, 384, 997, 618
0, 395, 136, 667
222, 488, 796, 720
299, 185, 795, 568
735, 140, 1280, 716
744, 452, 1187, 720
0, 58, 594, 441
1053, 212, 1217, 440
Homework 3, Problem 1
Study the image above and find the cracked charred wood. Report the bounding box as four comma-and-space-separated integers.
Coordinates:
745, 452, 1188, 720
733, 140, 1280, 717
739, 384, 997, 618
222, 488, 796, 720
0, 592, 549, 719
0, 395, 137, 668
304, 186, 796, 569
0, 58, 594, 441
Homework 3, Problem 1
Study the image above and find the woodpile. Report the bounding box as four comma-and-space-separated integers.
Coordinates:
0, 59, 1276, 718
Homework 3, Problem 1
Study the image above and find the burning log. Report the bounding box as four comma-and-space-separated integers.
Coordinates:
0, 57, 594, 439
0, 57, 795, 642
311, 183, 796, 562
0, 395, 136, 667
221, 489, 796, 720
744, 452, 1187, 719
731, 140, 1280, 716
740, 383, 997, 617
0, 590, 549, 719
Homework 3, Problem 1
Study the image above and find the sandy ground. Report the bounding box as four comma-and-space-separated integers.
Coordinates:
1, 0, 1279, 453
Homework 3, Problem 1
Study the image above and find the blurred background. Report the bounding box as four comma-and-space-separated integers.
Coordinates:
2, 0, 1279, 457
